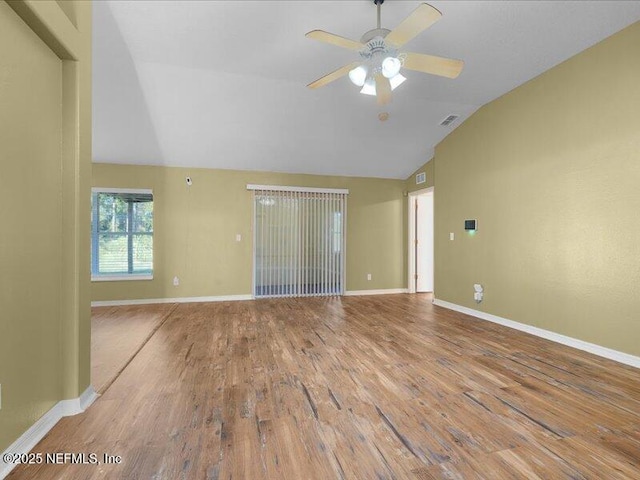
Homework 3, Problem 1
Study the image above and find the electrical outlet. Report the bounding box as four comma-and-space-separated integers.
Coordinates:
235, 234, 242, 242
367, 273, 372, 281
173, 276, 179, 286
474, 284, 484, 303
449, 232, 455, 241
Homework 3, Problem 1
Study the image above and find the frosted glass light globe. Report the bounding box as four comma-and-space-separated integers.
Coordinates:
382, 57, 402, 79
360, 77, 376, 96
348, 65, 368, 87
390, 73, 406, 91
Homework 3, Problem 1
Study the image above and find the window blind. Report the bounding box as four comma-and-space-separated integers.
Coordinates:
91, 189, 153, 278
250, 186, 347, 298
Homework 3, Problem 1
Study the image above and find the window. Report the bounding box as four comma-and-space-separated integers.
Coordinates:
91, 188, 153, 281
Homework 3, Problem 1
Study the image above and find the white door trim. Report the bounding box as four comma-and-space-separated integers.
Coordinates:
407, 187, 434, 294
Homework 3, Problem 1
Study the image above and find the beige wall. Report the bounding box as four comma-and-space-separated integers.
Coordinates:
92, 165, 407, 301
433, 22, 640, 356
0, 0, 92, 452
406, 159, 435, 193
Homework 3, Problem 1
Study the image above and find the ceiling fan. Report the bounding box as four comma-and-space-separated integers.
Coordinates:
306, 0, 464, 105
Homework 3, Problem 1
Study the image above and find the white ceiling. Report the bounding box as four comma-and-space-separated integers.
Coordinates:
93, 1, 640, 179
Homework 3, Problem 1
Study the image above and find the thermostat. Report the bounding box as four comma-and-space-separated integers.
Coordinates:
464, 219, 477, 231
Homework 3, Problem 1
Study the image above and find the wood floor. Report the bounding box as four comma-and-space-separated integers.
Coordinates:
8, 295, 640, 479
91, 303, 177, 393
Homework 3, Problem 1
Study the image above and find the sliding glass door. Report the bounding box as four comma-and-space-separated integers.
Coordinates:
250, 186, 347, 298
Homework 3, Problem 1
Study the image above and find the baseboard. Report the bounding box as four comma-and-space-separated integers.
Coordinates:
91, 294, 253, 307
1, 385, 98, 479
344, 288, 409, 296
433, 298, 640, 369
59, 385, 99, 416
94, 291, 414, 305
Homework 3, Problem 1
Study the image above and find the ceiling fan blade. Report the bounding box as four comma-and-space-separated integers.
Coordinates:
307, 62, 360, 89
375, 75, 392, 105
403, 52, 464, 79
385, 3, 442, 48
305, 30, 363, 51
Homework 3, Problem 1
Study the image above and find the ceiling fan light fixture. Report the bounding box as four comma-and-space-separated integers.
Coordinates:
348, 65, 368, 87
381, 56, 401, 79
360, 77, 376, 96
306, 2, 463, 107
389, 73, 406, 91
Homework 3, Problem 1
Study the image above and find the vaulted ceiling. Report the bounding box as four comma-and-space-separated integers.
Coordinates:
93, 1, 640, 179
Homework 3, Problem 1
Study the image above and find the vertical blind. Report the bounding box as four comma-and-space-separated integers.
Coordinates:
249, 185, 348, 298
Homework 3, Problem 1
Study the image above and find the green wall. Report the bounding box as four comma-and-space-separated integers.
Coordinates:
433, 22, 640, 356
0, 0, 92, 452
92, 165, 407, 301
406, 159, 435, 193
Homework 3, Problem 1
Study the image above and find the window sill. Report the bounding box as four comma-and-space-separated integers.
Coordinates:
91, 275, 154, 282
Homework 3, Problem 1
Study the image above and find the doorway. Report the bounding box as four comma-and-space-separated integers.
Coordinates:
408, 188, 434, 293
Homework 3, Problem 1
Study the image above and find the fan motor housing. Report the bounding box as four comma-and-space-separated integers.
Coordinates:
360, 28, 391, 44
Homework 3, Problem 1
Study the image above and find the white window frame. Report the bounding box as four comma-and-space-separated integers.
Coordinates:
91, 187, 154, 282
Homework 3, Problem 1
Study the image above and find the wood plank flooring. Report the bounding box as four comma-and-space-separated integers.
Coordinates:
91, 303, 178, 393
8, 295, 640, 479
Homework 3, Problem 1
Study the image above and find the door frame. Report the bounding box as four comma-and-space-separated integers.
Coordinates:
407, 187, 434, 294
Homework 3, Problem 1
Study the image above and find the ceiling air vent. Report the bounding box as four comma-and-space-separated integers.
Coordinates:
416, 172, 426, 185
440, 114, 459, 126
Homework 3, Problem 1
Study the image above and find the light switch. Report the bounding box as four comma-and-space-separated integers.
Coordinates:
449, 232, 455, 241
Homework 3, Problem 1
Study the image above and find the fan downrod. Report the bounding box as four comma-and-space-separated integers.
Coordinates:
374, 0, 384, 28
361, 0, 389, 43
